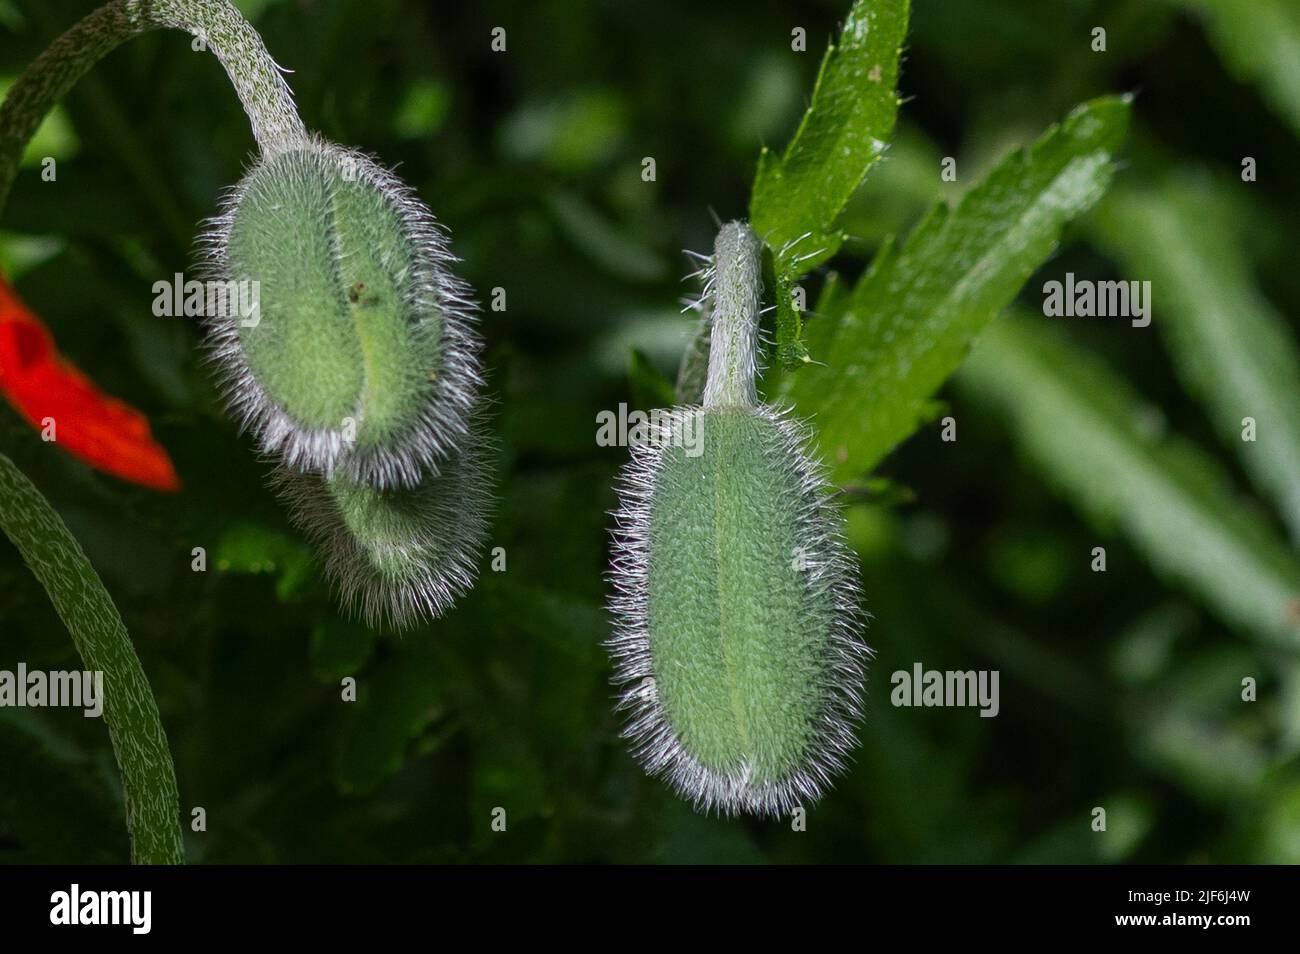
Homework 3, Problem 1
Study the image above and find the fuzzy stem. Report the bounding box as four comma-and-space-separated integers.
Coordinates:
0, 451, 184, 864
0, 0, 306, 212
702, 220, 763, 408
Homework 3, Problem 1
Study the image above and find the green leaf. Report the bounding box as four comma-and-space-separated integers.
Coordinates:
1164, 0, 1300, 138
0, 452, 183, 864
959, 313, 1300, 651
749, 0, 909, 366
214, 521, 315, 601
544, 190, 668, 283
1091, 176, 1300, 543
780, 94, 1132, 482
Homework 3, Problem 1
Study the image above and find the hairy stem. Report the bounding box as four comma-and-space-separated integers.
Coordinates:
0, 0, 306, 211
0, 452, 183, 864
702, 221, 763, 408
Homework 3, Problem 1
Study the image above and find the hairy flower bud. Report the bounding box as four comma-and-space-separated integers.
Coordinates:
607, 222, 868, 816
203, 138, 482, 489
274, 423, 494, 630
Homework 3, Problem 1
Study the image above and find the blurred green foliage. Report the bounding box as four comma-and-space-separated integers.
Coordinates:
1, 0, 1298, 863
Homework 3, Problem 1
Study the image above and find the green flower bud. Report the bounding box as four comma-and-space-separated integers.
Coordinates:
608, 222, 867, 816
274, 422, 494, 629
204, 138, 481, 489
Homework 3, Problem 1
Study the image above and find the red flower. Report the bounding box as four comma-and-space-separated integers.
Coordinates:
0, 274, 180, 492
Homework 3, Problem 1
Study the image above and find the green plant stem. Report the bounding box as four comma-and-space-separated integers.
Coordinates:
0, 452, 183, 864
702, 221, 763, 409
0, 0, 298, 866
0, 0, 307, 213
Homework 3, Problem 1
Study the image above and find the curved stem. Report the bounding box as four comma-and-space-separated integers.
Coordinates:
0, 0, 306, 212
0, 0, 303, 866
0, 451, 183, 864
702, 220, 763, 408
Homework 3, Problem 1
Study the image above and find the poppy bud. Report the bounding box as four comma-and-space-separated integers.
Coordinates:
274, 422, 493, 630
607, 222, 869, 816
203, 139, 482, 489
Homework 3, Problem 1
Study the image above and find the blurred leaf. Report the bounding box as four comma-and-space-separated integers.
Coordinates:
726, 52, 801, 150
310, 617, 376, 684
392, 78, 450, 140
1109, 603, 1198, 685
1248, 774, 1300, 862
334, 646, 448, 796
0, 232, 64, 280
1165, 0, 1300, 138
1135, 707, 1267, 805
544, 190, 668, 283
214, 522, 314, 601
674, 310, 710, 405
960, 313, 1300, 650
749, 0, 908, 365
986, 528, 1072, 605
626, 347, 675, 409
1013, 792, 1153, 863
498, 90, 627, 174
1092, 175, 1300, 543
780, 95, 1131, 483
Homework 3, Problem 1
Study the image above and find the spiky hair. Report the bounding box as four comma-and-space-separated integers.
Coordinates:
199, 136, 483, 490
272, 420, 495, 631
606, 403, 870, 817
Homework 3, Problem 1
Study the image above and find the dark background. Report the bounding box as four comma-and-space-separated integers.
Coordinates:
1, 0, 1297, 863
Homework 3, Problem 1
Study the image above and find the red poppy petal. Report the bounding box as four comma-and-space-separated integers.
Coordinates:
0, 276, 180, 492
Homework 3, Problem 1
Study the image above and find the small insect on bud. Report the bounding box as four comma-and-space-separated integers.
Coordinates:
608, 222, 868, 816
203, 138, 482, 489
273, 423, 494, 630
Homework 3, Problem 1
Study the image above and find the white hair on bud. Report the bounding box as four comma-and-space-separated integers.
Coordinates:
272, 419, 495, 631
606, 403, 871, 817
198, 136, 483, 490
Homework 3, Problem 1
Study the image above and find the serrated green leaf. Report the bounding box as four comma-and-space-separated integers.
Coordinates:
959, 313, 1300, 651
1091, 176, 1300, 543
780, 95, 1131, 482
1164, 0, 1300, 138
750, 0, 907, 258
0, 452, 182, 863
749, 0, 909, 365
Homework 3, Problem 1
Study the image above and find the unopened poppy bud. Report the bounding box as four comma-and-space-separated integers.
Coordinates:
204, 139, 482, 489
607, 222, 869, 816
274, 423, 493, 630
